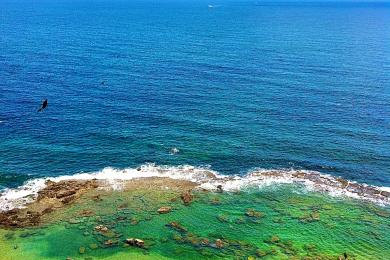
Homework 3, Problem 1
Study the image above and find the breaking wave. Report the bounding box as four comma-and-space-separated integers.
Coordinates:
1, 164, 389, 211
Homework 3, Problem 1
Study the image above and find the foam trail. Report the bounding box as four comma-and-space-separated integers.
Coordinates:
0, 164, 389, 211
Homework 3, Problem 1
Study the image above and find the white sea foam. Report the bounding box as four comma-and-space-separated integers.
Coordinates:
0, 164, 389, 211
169, 147, 180, 155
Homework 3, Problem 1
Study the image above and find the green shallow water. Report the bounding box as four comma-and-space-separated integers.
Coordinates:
1, 185, 390, 260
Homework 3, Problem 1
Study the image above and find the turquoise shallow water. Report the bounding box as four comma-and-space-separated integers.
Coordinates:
0, 0, 389, 188
1, 184, 390, 259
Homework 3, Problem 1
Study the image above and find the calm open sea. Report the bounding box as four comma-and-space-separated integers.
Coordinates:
0, 0, 389, 189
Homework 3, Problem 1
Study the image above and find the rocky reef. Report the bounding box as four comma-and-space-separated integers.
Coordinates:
0, 177, 390, 259
0, 180, 99, 228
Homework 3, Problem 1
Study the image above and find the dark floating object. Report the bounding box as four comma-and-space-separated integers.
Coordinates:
38, 99, 48, 112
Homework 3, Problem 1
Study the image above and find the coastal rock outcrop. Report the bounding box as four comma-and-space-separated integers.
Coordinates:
0, 179, 99, 228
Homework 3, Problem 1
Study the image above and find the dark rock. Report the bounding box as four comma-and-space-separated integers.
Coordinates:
157, 206, 172, 214
381, 191, 390, 198
256, 249, 267, 257
45, 180, 55, 186
79, 209, 95, 217
61, 195, 76, 204
292, 171, 306, 178
181, 190, 193, 205
89, 243, 98, 249
347, 183, 364, 195
79, 246, 86, 254
245, 209, 264, 218
215, 239, 224, 248
103, 239, 118, 246
91, 195, 103, 202
68, 218, 80, 224
125, 238, 145, 248
0, 209, 41, 228
267, 235, 280, 244
95, 225, 109, 233
42, 206, 54, 214
200, 238, 209, 246
166, 221, 187, 232
210, 197, 221, 205
56, 190, 76, 199
365, 187, 381, 196
118, 202, 128, 209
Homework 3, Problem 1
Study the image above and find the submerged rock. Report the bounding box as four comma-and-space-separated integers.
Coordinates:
94, 225, 109, 233
256, 249, 268, 257
104, 240, 113, 246
166, 221, 187, 232
78, 246, 86, 254
268, 235, 280, 244
217, 214, 229, 223
299, 211, 321, 223
91, 194, 103, 202
210, 197, 221, 205
157, 206, 172, 214
245, 209, 265, 218
125, 238, 145, 248
79, 209, 95, 217
200, 238, 210, 246
215, 239, 224, 249
68, 218, 80, 224
181, 190, 193, 205
130, 217, 139, 225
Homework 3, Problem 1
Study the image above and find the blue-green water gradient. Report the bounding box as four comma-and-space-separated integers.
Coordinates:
0, 0, 389, 188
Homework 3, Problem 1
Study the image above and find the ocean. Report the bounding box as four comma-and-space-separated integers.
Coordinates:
1, 0, 389, 189
1, 1, 390, 259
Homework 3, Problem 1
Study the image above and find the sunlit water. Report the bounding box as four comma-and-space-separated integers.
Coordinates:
1, 0, 389, 190
1, 185, 390, 259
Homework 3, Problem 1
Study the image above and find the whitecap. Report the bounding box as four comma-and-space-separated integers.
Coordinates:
1, 164, 389, 211
169, 147, 180, 155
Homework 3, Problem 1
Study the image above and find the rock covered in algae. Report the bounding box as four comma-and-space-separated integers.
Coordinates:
78, 246, 86, 254
245, 208, 265, 218
166, 221, 187, 232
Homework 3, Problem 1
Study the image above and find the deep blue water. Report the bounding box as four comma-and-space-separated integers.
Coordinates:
0, 0, 389, 189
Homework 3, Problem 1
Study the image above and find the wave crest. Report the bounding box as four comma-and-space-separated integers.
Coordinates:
0, 164, 389, 211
